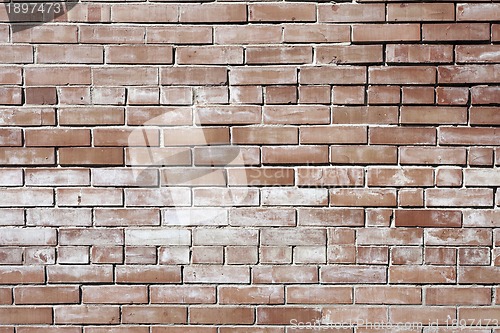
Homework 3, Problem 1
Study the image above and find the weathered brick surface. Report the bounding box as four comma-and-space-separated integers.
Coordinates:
0, 0, 499, 330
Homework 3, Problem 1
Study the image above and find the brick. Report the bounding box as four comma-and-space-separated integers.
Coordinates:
261, 228, 326, 246
178, 46, 242, 65
92, 168, 158, 187
0, 67, 21, 84
14, 286, 80, 304
0, 266, 45, 284
82, 286, 148, 304
107, 45, 173, 64
322, 307, 388, 325
151, 286, 215, 304
300, 66, 366, 85
249, 3, 315, 22
356, 286, 421, 304
367, 168, 434, 187
319, 4, 385, 22
0, 228, 56, 246
59, 229, 124, 246
330, 188, 397, 207
390, 306, 455, 324
92, 87, 126, 105
353, 24, 420, 42
320, 266, 387, 284
425, 228, 491, 246
55, 306, 119, 324
284, 24, 350, 43
230, 86, 263, 104
93, 128, 160, 147
27, 208, 92, 227
263, 105, 330, 124
47, 265, 113, 283
180, 4, 246, 23
387, 44, 453, 63
463, 210, 500, 227
471, 87, 500, 105
220, 286, 283, 304
59, 107, 124, 125
400, 147, 466, 165
299, 86, 331, 104
436, 87, 469, 105
388, 3, 454, 21
395, 209, 462, 228
25, 129, 90, 147
262, 188, 328, 206
262, 146, 329, 164
229, 208, 295, 227
330, 145, 397, 164
37, 45, 103, 64
369, 66, 436, 85
426, 188, 493, 207
288, 286, 352, 304
116, 266, 181, 284
300, 126, 367, 144
148, 26, 212, 44
357, 228, 422, 245
459, 266, 500, 284
0, 45, 33, 63
125, 228, 190, 246
25, 67, 90, 85
253, 266, 318, 284
0, 287, 12, 304
162, 208, 227, 227
232, 127, 297, 145
230, 67, 296, 85
184, 266, 249, 283
438, 65, 500, 84
370, 127, 436, 145
390, 266, 456, 284
0, 307, 52, 324
265, 86, 297, 104
59, 148, 124, 166
0, 108, 55, 126
464, 169, 500, 186
257, 307, 321, 325
93, 67, 158, 85
298, 167, 363, 186
439, 127, 500, 145
193, 146, 259, 166
434, 168, 464, 187
457, 3, 500, 21
25, 87, 57, 105
214, 25, 281, 44
456, 45, 500, 63
112, 4, 177, 23
332, 86, 365, 105
423, 23, 490, 41
0, 88, 22, 105
190, 307, 254, 324
193, 188, 259, 206
127, 87, 159, 105
13, 25, 77, 43
193, 228, 257, 246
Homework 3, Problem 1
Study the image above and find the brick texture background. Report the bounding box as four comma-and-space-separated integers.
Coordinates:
0, 0, 500, 331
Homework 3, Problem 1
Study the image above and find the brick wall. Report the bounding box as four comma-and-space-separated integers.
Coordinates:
0, 0, 499, 331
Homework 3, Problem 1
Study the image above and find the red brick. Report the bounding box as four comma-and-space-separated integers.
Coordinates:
317, 45, 383, 64
388, 3, 454, 21
395, 209, 462, 228
25, 67, 90, 85
112, 4, 177, 23
438, 65, 500, 84
369, 66, 436, 85
423, 23, 490, 41
370, 127, 436, 145
440, 127, 500, 145
178, 46, 243, 65
353, 24, 420, 42
257, 307, 321, 325
284, 24, 350, 43
151, 286, 215, 304
0, 307, 52, 324
180, 4, 246, 23
471, 87, 500, 105
148, 26, 213, 44
184, 266, 249, 283
107, 46, 173, 64
249, 3, 315, 22
253, 266, 318, 284
47, 265, 113, 283
215, 25, 281, 44
300, 126, 367, 144
263, 105, 330, 124
59, 107, 124, 125
387, 44, 453, 63
93, 67, 158, 85
367, 168, 434, 187
25, 129, 90, 147
426, 188, 493, 207
457, 3, 500, 21
59, 148, 124, 166
390, 266, 456, 284
320, 266, 387, 284
357, 228, 422, 245
436, 87, 469, 105
0, 266, 45, 284
262, 146, 329, 164
265, 86, 297, 104
319, 4, 385, 22
82, 286, 148, 304
116, 266, 181, 284
425, 228, 492, 246
190, 307, 254, 324
14, 286, 80, 304
55, 306, 119, 324
300, 66, 366, 84
400, 147, 466, 165
0, 108, 55, 126
287, 286, 352, 304
37, 45, 103, 64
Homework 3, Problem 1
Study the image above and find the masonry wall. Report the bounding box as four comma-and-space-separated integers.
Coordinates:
0, 0, 499, 332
